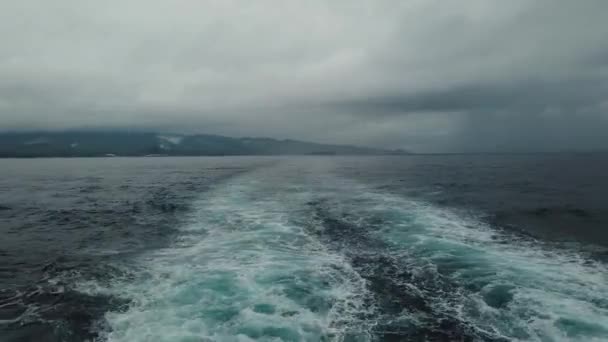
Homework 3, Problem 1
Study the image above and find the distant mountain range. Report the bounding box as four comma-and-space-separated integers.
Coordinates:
0, 131, 409, 157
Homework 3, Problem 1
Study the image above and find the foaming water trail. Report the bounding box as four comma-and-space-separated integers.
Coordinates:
74, 161, 608, 341
310, 175, 608, 341
94, 173, 374, 341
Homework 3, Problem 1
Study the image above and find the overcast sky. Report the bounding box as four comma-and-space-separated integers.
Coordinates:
1, 1, 607, 152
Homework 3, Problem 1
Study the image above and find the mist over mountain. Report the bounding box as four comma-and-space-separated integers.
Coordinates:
0, 131, 408, 157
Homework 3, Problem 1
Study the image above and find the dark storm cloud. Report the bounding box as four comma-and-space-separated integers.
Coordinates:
334, 77, 608, 114
0, 0, 607, 152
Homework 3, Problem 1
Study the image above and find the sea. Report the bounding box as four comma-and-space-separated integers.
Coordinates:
1, 155, 607, 342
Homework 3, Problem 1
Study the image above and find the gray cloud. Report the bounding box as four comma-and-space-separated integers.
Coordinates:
1, 0, 607, 152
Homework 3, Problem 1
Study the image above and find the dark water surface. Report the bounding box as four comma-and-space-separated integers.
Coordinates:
1, 155, 607, 341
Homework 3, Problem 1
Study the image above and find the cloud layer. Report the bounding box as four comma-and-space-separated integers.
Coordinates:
1, 0, 607, 152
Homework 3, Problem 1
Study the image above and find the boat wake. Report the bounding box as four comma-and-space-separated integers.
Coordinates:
71, 163, 608, 341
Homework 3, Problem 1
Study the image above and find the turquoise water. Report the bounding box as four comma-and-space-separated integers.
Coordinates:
69, 162, 608, 341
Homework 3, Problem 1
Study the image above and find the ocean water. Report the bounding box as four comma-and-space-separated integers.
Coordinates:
1, 155, 607, 341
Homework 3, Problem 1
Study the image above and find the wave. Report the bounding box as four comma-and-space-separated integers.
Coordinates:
89, 172, 375, 341
70, 164, 608, 341
308, 176, 608, 341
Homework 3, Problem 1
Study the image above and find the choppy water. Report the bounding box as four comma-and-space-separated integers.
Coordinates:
1, 156, 608, 341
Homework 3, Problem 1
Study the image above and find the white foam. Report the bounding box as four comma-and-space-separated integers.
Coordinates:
80, 163, 608, 341
94, 170, 374, 341
317, 175, 608, 341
